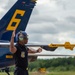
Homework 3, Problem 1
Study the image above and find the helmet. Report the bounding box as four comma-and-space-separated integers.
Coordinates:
16, 31, 28, 42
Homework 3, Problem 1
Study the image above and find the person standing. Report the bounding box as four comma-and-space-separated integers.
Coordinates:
10, 30, 42, 75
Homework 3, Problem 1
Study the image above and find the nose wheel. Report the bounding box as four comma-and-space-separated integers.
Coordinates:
2, 67, 10, 75
5, 67, 10, 75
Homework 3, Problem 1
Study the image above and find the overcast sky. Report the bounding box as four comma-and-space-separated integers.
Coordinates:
0, 0, 75, 59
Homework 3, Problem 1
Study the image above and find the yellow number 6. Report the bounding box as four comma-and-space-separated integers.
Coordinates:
6, 10, 25, 31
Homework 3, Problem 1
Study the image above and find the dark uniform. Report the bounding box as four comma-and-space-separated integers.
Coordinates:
14, 43, 29, 75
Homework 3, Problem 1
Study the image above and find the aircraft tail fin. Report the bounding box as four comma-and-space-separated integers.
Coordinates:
0, 0, 37, 42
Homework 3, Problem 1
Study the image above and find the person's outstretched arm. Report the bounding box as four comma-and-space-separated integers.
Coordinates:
28, 47, 42, 53
10, 30, 17, 53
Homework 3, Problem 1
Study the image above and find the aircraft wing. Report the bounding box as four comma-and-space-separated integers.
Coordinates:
28, 53, 75, 56
0, 41, 75, 51
0, 43, 57, 51
28, 53, 75, 62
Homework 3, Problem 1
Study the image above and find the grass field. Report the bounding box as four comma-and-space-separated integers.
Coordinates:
0, 71, 75, 75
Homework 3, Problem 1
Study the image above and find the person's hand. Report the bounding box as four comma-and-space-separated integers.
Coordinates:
37, 48, 42, 53
12, 30, 16, 37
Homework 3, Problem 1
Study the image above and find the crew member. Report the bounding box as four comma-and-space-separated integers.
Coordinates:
10, 30, 42, 75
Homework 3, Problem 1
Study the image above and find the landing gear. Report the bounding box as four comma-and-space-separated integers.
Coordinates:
5, 67, 10, 75
2, 67, 10, 75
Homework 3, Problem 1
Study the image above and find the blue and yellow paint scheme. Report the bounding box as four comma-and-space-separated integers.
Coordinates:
0, 0, 37, 68
0, 0, 58, 69
0, 0, 37, 42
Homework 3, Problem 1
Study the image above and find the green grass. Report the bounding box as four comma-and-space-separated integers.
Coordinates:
0, 71, 75, 75
0, 72, 13, 75
47, 71, 75, 75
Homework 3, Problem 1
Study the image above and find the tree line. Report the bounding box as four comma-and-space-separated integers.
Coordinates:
29, 57, 75, 71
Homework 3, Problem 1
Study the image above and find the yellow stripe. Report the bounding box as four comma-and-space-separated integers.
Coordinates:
6, 55, 13, 58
